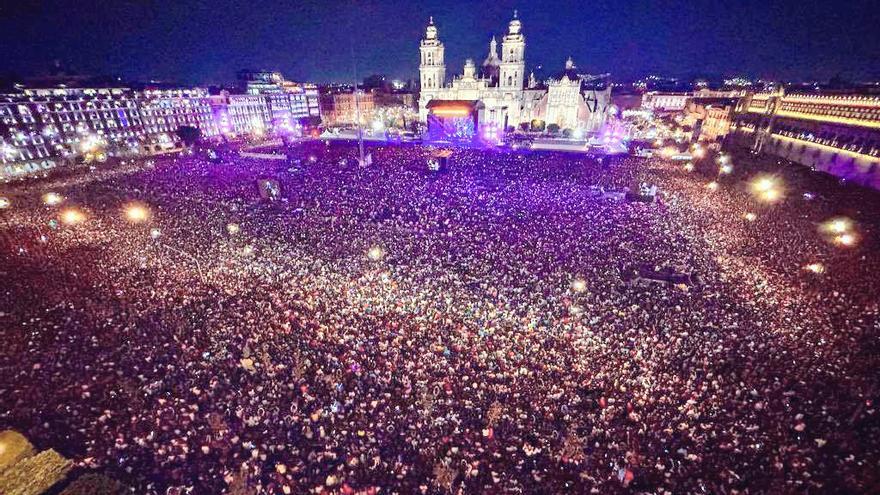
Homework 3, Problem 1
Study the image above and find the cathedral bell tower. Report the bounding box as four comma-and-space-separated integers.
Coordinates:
419, 17, 446, 93
499, 10, 525, 90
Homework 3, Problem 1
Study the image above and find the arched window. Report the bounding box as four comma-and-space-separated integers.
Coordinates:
508, 76, 513, 86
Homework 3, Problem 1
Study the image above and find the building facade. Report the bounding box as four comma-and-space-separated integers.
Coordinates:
320, 91, 376, 126
729, 89, 880, 189
0, 87, 219, 180
641, 92, 690, 112
417, 13, 611, 134
238, 70, 321, 122
701, 105, 735, 141
1, 79, 321, 181
643, 89, 745, 113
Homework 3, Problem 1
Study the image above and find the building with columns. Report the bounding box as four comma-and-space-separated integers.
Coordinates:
729, 89, 880, 189
417, 12, 612, 134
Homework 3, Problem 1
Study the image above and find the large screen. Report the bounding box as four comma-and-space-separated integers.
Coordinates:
427, 113, 477, 142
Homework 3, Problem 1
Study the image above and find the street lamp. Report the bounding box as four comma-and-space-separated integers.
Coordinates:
60, 208, 86, 225
367, 246, 385, 261
42, 192, 64, 206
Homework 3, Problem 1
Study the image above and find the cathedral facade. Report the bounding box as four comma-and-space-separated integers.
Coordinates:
418, 13, 612, 134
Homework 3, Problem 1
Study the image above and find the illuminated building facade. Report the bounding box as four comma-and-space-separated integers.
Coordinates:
730, 89, 880, 188
701, 105, 735, 141
1, 80, 321, 181
139, 89, 219, 144
0, 87, 216, 180
320, 91, 376, 126
681, 97, 738, 142
225, 94, 271, 135
417, 13, 611, 134
641, 92, 690, 112
239, 70, 286, 95
643, 89, 745, 113
238, 70, 321, 122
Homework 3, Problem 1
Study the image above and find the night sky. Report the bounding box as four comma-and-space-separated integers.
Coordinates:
2, 0, 878, 85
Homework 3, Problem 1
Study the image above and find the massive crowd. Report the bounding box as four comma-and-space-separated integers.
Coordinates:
1, 141, 878, 494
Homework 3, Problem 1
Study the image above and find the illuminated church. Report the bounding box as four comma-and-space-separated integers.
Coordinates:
418, 12, 612, 134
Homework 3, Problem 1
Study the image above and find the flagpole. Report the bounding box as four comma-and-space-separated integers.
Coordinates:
349, 31, 365, 165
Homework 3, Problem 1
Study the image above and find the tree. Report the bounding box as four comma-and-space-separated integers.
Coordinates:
530, 119, 545, 132
547, 123, 560, 134
518, 122, 530, 132
562, 128, 573, 138
175, 126, 201, 148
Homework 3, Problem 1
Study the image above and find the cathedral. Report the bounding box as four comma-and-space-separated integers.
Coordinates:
418, 12, 612, 134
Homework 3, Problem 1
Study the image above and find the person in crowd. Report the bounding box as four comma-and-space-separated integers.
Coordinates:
0, 142, 878, 494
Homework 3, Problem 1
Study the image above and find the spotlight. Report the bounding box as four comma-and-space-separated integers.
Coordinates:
226, 223, 240, 235
706, 181, 719, 191
571, 278, 587, 293
743, 212, 757, 222
150, 228, 162, 239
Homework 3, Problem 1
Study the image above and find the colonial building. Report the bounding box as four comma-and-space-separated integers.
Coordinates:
0, 87, 217, 180
729, 89, 880, 189
0, 75, 321, 181
641, 92, 690, 112
417, 13, 611, 134
320, 91, 375, 126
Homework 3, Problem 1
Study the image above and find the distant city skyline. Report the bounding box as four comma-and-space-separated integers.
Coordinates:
1, 0, 879, 86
